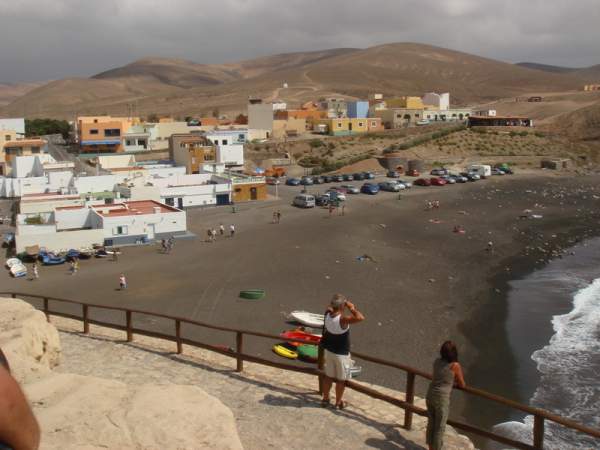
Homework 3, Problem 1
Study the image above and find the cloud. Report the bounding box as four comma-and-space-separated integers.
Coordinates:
0, 0, 598, 82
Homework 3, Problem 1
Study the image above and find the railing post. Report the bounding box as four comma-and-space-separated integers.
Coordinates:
175, 320, 182, 354
82, 304, 89, 334
533, 415, 544, 449
126, 311, 132, 342
11, 293, 16, 299
43, 298, 49, 322
404, 372, 416, 430
317, 346, 325, 394
236, 332, 243, 372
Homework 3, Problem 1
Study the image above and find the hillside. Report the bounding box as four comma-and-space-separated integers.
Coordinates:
1, 42, 591, 119
516, 62, 580, 74
0, 81, 47, 107
550, 102, 600, 142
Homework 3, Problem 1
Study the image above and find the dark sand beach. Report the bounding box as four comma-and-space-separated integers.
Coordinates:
2, 173, 600, 447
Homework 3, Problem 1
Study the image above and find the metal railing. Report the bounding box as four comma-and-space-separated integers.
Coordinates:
3, 291, 599, 450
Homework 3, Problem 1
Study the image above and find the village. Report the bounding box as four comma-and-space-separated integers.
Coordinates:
0, 90, 543, 265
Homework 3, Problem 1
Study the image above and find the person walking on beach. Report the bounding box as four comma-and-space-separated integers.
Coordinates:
272, 211, 277, 224
161, 239, 167, 253
211, 228, 217, 241
276, 210, 281, 224
320, 294, 365, 409
229, 224, 235, 237
119, 274, 127, 290
206, 229, 213, 243
219, 223, 225, 236
167, 236, 174, 253
32, 262, 39, 281
425, 341, 466, 450
113, 248, 119, 262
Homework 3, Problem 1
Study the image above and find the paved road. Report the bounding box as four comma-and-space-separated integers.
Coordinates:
45, 140, 99, 176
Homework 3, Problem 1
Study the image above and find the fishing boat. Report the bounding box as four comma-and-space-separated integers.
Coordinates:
5, 258, 22, 269
38, 250, 66, 265
9, 263, 27, 278
289, 311, 325, 328
65, 249, 80, 261
297, 344, 319, 362
78, 247, 94, 259
239, 289, 266, 300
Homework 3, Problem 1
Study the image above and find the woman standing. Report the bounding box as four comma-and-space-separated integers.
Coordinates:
426, 341, 466, 450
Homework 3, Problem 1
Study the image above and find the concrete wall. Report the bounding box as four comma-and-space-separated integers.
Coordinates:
74, 175, 126, 194
16, 228, 105, 253
248, 104, 274, 131
100, 210, 187, 240
20, 197, 83, 215
55, 208, 94, 231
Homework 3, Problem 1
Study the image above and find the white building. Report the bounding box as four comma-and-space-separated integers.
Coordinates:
16, 199, 188, 252
422, 93, 450, 111
0, 118, 25, 137
0, 155, 75, 198
473, 109, 497, 117
204, 129, 247, 169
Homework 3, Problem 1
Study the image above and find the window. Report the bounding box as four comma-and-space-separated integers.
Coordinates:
126, 139, 134, 146
415, 114, 420, 118
90, 129, 99, 135
213, 140, 218, 145
113, 225, 128, 235
222, 139, 228, 145
4, 135, 10, 141
31, 147, 40, 154
238, 134, 245, 141
358, 122, 364, 127
93, 119, 98, 123
337, 123, 342, 128
104, 129, 120, 137
371, 121, 376, 127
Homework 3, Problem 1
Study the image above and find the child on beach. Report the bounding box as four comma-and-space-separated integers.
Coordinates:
32, 263, 39, 280
119, 274, 127, 290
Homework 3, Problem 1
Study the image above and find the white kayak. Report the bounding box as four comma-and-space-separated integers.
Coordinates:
6, 258, 22, 269
290, 311, 325, 328
10, 263, 27, 278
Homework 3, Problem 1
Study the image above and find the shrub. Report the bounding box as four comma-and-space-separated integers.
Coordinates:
534, 131, 545, 138
519, 131, 529, 137
309, 139, 325, 148
25, 215, 43, 225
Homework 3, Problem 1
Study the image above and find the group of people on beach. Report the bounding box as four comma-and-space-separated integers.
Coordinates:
160, 236, 175, 253
206, 223, 235, 242
320, 293, 465, 450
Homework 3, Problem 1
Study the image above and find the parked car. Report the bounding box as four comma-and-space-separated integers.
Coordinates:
325, 189, 346, 202
332, 174, 344, 182
363, 172, 375, 179
440, 175, 456, 184
414, 178, 431, 186
397, 179, 412, 188
430, 177, 447, 186
293, 194, 316, 208
416, 119, 430, 126
406, 169, 420, 177
342, 174, 354, 181
495, 165, 514, 175
300, 176, 314, 185
353, 172, 366, 181
266, 177, 280, 185
361, 183, 380, 195
316, 195, 330, 206
460, 172, 480, 181
286, 178, 301, 186
378, 181, 403, 192
491, 168, 505, 176
387, 170, 400, 178
430, 168, 449, 176
322, 175, 334, 183
341, 184, 360, 194
313, 176, 325, 184
449, 174, 468, 183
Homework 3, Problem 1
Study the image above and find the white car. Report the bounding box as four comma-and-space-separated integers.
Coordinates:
416, 119, 430, 126
325, 190, 346, 201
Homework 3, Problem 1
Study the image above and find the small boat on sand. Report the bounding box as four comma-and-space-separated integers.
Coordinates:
239, 289, 266, 300
9, 263, 27, 278
280, 330, 321, 346
6, 258, 22, 269
289, 311, 325, 328
272, 344, 298, 359
38, 250, 66, 265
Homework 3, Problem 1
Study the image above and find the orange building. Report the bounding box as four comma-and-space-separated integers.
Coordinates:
77, 116, 137, 153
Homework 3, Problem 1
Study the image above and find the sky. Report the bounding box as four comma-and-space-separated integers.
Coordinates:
1, 0, 599, 83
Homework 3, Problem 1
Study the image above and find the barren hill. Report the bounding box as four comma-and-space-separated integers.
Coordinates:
0, 81, 47, 108
516, 62, 580, 74
1, 42, 591, 119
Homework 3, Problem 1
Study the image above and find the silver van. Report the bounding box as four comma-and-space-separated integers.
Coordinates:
293, 194, 316, 208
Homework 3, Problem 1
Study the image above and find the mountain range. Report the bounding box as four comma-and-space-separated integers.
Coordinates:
1, 43, 599, 120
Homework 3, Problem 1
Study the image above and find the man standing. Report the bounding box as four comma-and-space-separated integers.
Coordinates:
276, 210, 281, 224
32, 262, 39, 281
119, 274, 127, 290
229, 224, 235, 237
219, 223, 225, 236
320, 294, 365, 409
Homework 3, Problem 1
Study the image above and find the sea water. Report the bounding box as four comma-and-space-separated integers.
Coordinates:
493, 239, 600, 449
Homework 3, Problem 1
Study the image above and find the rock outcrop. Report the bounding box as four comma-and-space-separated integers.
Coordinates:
0, 298, 243, 450
0, 298, 61, 383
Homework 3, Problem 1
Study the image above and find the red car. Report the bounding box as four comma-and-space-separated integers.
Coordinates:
414, 178, 431, 186
430, 177, 447, 186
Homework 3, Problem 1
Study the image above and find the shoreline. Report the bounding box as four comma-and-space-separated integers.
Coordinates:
458, 214, 600, 448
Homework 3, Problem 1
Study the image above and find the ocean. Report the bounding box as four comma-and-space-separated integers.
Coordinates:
492, 238, 600, 449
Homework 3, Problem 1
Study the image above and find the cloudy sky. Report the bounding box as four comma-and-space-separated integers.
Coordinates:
1, 0, 599, 83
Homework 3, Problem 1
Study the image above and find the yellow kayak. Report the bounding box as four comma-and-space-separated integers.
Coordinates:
272, 344, 298, 359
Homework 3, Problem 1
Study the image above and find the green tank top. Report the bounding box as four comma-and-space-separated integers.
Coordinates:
428, 358, 455, 398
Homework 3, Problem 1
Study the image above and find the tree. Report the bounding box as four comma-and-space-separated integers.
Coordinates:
25, 119, 70, 139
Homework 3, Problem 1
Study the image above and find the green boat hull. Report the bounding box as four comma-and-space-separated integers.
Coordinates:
239, 289, 266, 300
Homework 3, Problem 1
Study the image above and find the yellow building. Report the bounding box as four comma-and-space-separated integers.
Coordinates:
272, 118, 307, 139
315, 118, 370, 136
386, 96, 424, 110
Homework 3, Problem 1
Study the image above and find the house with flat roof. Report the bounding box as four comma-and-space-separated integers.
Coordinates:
77, 116, 138, 153
15, 199, 188, 253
